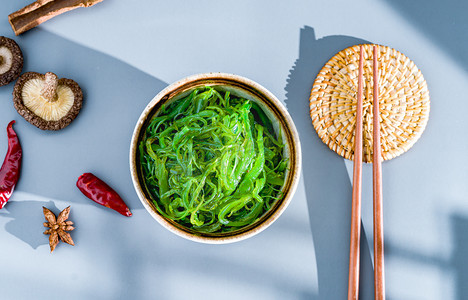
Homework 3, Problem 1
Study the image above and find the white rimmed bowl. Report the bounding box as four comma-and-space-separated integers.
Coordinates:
130, 73, 301, 243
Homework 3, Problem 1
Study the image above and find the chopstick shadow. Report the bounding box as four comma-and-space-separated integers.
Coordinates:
0, 29, 167, 211
284, 26, 374, 299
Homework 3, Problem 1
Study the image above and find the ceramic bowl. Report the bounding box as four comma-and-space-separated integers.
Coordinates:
130, 73, 301, 243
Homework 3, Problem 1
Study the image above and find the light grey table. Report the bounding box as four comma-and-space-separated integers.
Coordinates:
0, 1, 467, 299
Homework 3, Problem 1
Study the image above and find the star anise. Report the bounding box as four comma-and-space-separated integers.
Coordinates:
43, 206, 75, 252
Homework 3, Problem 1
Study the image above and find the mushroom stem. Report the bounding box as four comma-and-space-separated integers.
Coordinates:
41, 72, 58, 102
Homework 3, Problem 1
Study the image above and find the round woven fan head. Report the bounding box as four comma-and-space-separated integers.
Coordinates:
309, 44, 430, 163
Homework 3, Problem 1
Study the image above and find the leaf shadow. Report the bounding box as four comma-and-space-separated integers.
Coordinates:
0, 29, 168, 211
383, 0, 468, 72
2, 200, 58, 249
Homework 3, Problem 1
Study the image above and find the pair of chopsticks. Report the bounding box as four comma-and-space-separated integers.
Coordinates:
347, 45, 385, 300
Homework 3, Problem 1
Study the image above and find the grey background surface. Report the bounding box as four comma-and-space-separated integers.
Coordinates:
0, 0, 467, 299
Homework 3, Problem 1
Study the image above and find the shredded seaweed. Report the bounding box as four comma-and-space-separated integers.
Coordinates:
140, 86, 287, 233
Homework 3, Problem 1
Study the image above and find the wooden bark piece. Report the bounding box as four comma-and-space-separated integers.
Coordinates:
8, 0, 104, 35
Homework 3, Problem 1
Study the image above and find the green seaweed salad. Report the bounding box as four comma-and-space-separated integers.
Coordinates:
139, 86, 288, 233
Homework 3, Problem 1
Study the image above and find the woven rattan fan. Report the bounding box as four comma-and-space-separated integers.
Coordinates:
309, 44, 430, 163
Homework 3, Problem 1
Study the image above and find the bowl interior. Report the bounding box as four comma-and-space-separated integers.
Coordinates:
131, 75, 300, 243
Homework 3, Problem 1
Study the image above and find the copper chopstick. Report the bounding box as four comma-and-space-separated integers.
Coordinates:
347, 45, 364, 300
373, 44, 385, 300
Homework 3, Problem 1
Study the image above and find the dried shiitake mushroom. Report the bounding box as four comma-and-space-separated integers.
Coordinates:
0, 36, 23, 86
13, 72, 83, 130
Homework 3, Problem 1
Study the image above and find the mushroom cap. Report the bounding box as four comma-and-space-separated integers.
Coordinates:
0, 36, 23, 86
13, 72, 83, 131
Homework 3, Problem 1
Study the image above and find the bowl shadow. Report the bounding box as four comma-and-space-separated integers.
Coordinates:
284, 26, 374, 299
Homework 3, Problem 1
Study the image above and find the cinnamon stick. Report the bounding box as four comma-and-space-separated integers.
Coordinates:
8, 0, 104, 36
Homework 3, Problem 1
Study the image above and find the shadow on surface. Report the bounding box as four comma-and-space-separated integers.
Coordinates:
0, 200, 58, 249
382, 213, 468, 300
452, 214, 468, 299
0, 29, 167, 210
284, 26, 373, 299
384, 0, 468, 71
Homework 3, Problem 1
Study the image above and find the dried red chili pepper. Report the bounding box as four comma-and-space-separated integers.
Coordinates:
76, 173, 132, 217
0, 121, 22, 209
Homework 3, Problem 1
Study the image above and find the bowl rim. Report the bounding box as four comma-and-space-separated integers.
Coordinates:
129, 72, 302, 244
